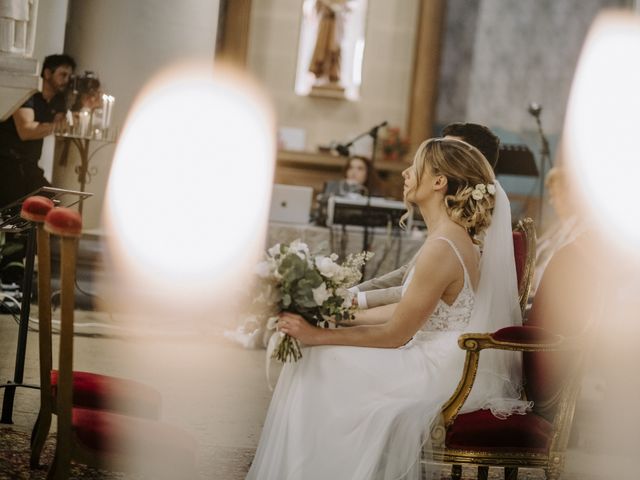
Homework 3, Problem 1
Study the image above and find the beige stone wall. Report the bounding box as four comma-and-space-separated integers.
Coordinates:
247, 0, 419, 152
56, 0, 220, 230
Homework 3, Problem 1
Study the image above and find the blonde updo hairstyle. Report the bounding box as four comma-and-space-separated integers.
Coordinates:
401, 137, 496, 244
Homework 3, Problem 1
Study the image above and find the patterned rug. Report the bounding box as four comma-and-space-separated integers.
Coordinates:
0, 424, 552, 480
0, 425, 136, 480
0, 425, 257, 480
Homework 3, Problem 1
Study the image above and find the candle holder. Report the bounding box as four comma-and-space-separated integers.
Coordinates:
55, 126, 118, 215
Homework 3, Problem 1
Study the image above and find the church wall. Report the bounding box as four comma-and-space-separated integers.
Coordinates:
32, 0, 70, 184
437, 0, 628, 137
247, 0, 420, 153
465, 0, 628, 135
57, 0, 220, 230
33, 0, 70, 63
435, 0, 629, 225
434, 0, 480, 129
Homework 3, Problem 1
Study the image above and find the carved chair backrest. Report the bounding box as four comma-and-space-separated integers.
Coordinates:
513, 217, 536, 317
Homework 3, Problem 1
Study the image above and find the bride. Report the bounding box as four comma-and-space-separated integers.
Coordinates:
247, 137, 528, 480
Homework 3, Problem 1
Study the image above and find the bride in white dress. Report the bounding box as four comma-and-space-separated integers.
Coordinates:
247, 138, 528, 480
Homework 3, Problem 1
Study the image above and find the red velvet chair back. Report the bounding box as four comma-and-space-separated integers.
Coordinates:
523, 235, 596, 419
513, 230, 526, 290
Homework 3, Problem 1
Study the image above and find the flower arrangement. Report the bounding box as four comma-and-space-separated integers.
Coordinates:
381, 126, 410, 162
253, 239, 373, 362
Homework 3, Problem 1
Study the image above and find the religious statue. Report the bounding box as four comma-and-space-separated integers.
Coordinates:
0, 0, 36, 55
308, 0, 350, 86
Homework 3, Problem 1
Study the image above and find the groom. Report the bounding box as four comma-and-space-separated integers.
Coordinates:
349, 122, 500, 309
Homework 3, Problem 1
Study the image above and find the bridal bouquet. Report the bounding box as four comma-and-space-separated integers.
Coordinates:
254, 239, 373, 362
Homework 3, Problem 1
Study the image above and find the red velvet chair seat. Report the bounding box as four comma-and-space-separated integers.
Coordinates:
51, 370, 162, 419
446, 410, 553, 453
72, 408, 196, 467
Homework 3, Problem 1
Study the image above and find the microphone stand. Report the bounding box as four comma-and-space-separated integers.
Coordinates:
529, 103, 552, 227
335, 121, 388, 164
361, 124, 384, 277
335, 121, 387, 277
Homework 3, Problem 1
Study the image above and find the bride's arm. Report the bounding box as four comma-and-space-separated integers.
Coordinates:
345, 303, 398, 326
280, 241, 459, 348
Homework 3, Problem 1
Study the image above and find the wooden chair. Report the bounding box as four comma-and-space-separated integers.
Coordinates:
20, 197, 162, 469
426, 234, 598, 480
43, 207, 196, 479
512, 217, 536, 317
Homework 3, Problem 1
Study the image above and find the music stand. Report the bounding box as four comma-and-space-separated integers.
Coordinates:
494, 144, 539, 177
0, 187, 92, 424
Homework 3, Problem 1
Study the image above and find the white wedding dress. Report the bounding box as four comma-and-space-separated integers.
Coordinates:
246, 238, 475, 480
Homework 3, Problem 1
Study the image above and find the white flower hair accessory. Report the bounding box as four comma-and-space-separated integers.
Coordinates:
471, 183, 496, 201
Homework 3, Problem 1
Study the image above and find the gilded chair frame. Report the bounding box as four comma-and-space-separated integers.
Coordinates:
514, 217, 536, 318
432, 217, 537, 431
426, 332, 587, 480
421, 218, 593, 480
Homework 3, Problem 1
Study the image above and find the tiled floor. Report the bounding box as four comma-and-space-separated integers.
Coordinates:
0, 311, 617, 479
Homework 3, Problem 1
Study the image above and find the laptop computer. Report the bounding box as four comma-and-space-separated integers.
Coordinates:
269, 184, 313, 224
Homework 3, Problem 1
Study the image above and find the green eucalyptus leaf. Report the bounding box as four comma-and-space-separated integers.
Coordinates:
293, 285, 317, 308
303, 269, 323, 288
279, 254, 307, 283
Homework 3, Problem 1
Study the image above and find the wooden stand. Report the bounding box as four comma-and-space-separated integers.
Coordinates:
0, 187, 91, 424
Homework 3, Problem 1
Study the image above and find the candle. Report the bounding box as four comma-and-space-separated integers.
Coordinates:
101, 63, 275, 475
104, 65, 274, 311
106, 95, 115, 130
101, 94, 109, 129
78, 108, 90, 137
564, 11, 640, 250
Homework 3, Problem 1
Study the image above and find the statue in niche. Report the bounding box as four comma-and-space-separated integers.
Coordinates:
308, 0, 351, 88
0, 0, 36, 55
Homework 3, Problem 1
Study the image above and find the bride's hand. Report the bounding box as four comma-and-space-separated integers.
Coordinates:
278, 312, 322, 346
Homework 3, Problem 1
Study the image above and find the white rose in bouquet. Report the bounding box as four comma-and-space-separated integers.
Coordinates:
312, 283, 331, 306
267, 243, 281, 257
315, 256, 341, 278
255, 259, 275, 278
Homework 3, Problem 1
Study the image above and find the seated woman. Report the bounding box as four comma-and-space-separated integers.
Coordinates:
247, 138, 528, 480
321, 155, 384, 198
315, 155, 385, 225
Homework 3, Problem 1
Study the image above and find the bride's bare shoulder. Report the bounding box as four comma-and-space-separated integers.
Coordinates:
418, 233, 479, 280
413, 238, 462, 278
